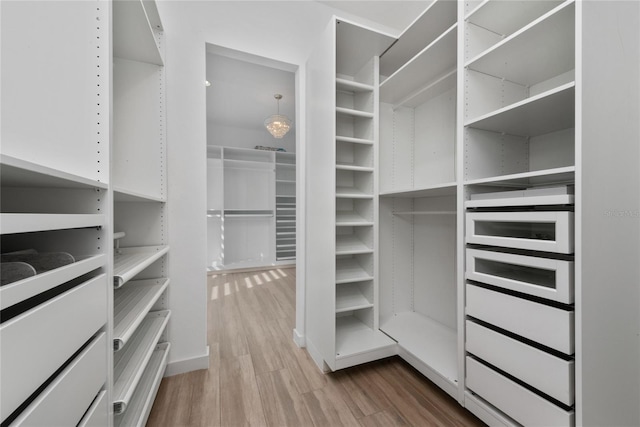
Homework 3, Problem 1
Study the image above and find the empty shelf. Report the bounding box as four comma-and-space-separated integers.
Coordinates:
335, 316, 396, 363
113, 310, 170, 414
114, 342, 170, 427
113, 0, 163, 65
113, 187, 165, 203
1, 154, 108, 190
0, 254, 106, 310
336, 187, 373, 199
335, 107, 374, 119
276, 244, 296, 249
0, 213, 105, 235
113, 246, 170, 288
379, 182, 457, 198
276, 256, 296, 261
336, 136, 374, 145
336, 78, 374, 93
336, 285, 373, 313
465, 83, 575, 137
336, 235, 373, 255
465, 166, 575, 187
114, 279, 170, 351
336, 258, 373, 284
381, 311, 458, 385
335, 164, 374, 173
276, 231, 296, 237
336, 211, 373, 226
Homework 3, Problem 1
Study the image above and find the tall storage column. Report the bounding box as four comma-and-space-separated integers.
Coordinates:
112, 1, 171, 425
305, 17, 396, 371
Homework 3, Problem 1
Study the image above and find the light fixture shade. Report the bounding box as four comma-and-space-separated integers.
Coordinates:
264, 94, 292, 138
264, 114, 292, 138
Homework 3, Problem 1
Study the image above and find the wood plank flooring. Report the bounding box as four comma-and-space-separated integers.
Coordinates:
147, 268, 485, 427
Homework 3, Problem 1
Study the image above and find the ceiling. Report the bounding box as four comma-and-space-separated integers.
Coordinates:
205, 1, 431, 134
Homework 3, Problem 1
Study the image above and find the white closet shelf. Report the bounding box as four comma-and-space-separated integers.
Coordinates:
0, 154, 108, 190
393, 211, 456, 216
275, 162, 295, 168
335, 316, 396, 364
113, 310, 170, 414
336, 78, 374, 93
336, 107, 374, 119
336, 258, 373, 284
380, 312, 458, 385
336, 187, 373, 199
276, 256, 296, 261
113, 187, 165, 203
336, 135, 374, 145
379, 182, 457, 198
335, 164, 374, 173
379, 0, 457, 77
380, 24, 457, 106
336, 284, 373, 313
276, 207, 296, 211
114, 342, 169, 427
0, 213, 105, 235
0, 254, 106, 310
113, 245, 170, 288
465, 83, 575, 137
224, 158, 274, 169
113, 0, 164, 66
392, 69, 456, 109
276, 219, 296, 225
114, 278, 170, 351
465, 0, 564, 38
276, 179, 296, 183
336, 211, 373, 226
336, 235, 373, 255
466, 194, 574, 209
276, 231, 296, 237
466, 1, 575, 86
465, 166, 575, 187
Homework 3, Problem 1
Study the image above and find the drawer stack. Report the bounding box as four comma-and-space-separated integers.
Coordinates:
464, 186, 576, 426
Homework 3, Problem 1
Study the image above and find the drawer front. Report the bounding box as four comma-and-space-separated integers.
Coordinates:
466, 320, 574, 405
466, 284, 574, 354
466, 248, 574, 303
466, 356, 574, 426
466, 211, 574, 254
0, 274, 107, 422
78, 390, 108, 427
12, 333, 107, 426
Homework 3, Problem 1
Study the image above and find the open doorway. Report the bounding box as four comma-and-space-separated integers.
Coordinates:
205, 44, 298, 273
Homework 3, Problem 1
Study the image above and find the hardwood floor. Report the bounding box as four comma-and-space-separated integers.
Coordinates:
147, 268, 485, 427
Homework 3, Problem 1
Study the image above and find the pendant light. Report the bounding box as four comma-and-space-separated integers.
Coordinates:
264, 94, 292, 139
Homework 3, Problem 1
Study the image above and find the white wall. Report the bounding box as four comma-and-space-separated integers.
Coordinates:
156, 0, 396, 374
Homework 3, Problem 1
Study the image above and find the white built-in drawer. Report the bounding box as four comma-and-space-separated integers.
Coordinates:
0, 274, 107, 423
466, 211, 574, 254
466, 320, 574, 406
10, 333, 107, 426
466, 284, 574, 355
466, 248, 574, 303
78, 390, 108, 427
466, 356, 574, 426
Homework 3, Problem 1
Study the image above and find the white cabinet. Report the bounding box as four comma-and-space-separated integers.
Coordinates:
1, 1, 170, 425
305, 1, 639, 426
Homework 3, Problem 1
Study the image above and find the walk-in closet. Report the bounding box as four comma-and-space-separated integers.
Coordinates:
1, 1, 638, 426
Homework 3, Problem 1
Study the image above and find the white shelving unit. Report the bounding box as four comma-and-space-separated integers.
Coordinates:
276, 152, 297, 261
306, 17, 397, 371
207, 146, 296, 269
112, 0, 170, 424
0, 2, 110, 424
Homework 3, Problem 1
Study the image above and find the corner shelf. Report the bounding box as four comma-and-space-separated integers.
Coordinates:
335, 258, 373, 284
336, 235, 373, 255
336, 284, 373, 313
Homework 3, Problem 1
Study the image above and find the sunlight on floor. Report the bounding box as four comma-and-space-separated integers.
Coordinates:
209, 268, 293, 300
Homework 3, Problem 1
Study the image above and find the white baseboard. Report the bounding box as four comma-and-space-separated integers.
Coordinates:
292, 328, 305, 348
164, 346, 210, 377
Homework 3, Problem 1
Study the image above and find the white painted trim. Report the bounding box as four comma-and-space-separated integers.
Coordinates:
292, 328, 306, 348
164, 346, 210, 377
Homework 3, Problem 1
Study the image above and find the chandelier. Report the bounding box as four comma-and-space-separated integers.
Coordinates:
264, 94, 292, 139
